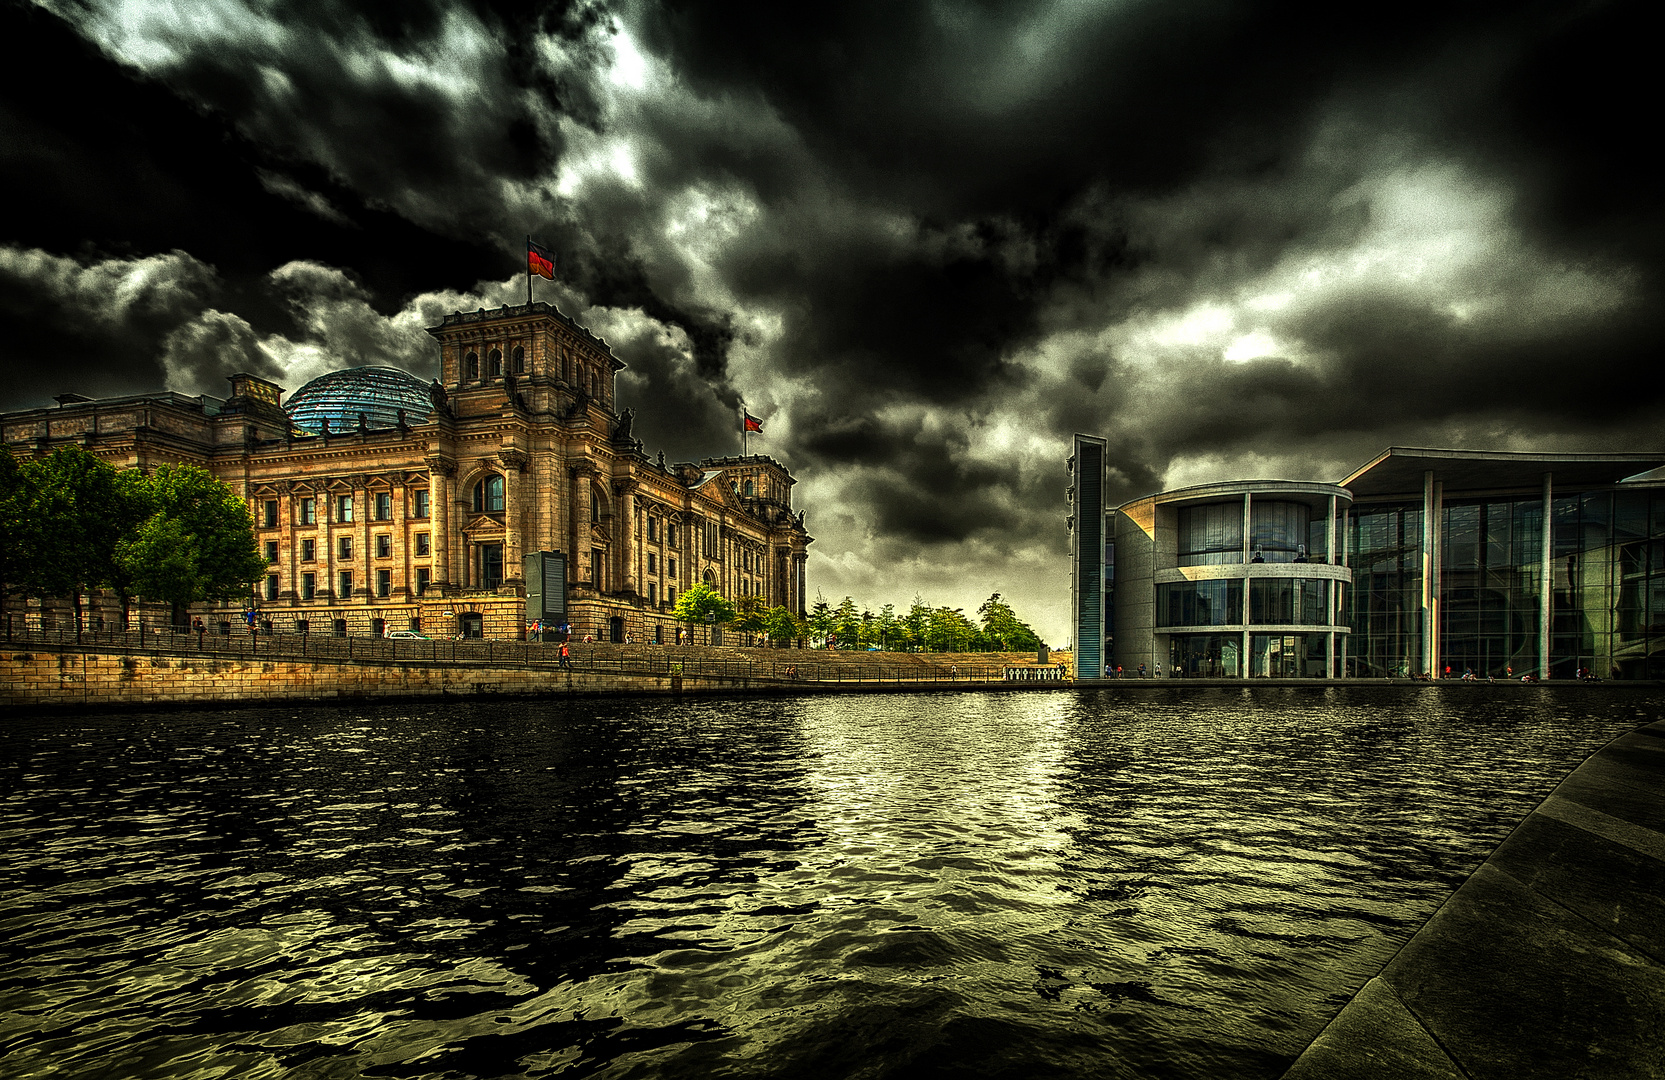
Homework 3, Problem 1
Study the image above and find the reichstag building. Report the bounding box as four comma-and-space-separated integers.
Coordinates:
1071, 439, 1665, 680
2, 302, 813, 642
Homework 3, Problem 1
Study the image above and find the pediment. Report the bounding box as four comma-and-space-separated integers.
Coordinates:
462, 514, 505, 538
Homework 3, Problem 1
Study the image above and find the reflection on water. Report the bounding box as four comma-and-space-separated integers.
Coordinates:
1, 687, 1655, 1079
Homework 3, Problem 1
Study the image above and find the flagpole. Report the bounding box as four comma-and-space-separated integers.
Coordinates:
741, 401, 747, 455
526, 235, 532, 305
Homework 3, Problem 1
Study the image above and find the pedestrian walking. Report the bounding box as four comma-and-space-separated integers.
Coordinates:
559, 642, 571, 669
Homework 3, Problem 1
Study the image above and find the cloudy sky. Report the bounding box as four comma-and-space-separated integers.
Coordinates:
2, 0, 1658, 642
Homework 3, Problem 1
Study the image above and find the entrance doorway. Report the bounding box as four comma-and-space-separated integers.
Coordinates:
460, 613, 484, 639
608, 616, 624, 643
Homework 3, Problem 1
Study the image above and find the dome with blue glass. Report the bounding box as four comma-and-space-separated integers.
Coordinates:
284, 366, 431, 435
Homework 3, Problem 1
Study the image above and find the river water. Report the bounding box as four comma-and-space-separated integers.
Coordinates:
2, 687, 1657, 1079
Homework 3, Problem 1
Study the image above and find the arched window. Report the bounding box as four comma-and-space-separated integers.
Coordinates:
465, 352, 479, 381
744, 479, 754, 497
513, 346, 525, 374
561, 353, 570, 382
703, 569, 716, 587
472, 474, 504, 513
489, 349, 502, 378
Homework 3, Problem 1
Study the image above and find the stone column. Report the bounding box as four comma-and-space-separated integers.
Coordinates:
426, 457, 455, 590
1241, 492, 1252, 678
1540, 472, 1553, 678
500, 449, 527, 584
1431, 479, 1443, 676
619, 480, 636, 595
570, 467, 592, 586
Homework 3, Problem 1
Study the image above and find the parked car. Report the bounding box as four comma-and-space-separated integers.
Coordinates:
384, 630, 430, 640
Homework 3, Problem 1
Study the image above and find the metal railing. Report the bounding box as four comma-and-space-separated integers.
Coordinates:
2, 625, 1057, 687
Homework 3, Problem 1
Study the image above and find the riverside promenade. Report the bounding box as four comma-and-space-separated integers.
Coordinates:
1282, 719, 1665, 1079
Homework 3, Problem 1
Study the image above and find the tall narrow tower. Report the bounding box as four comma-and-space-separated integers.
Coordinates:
1070, 434, 1108, 679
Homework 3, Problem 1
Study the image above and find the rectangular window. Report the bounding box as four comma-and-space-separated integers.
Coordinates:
375, 492, 392, 521
416, 568, 431, 596
339, 571, 354, 598
296, 619, 310, 635
377, 569, 391, 598
591, 547, 603, 588
668, 558, 677, 578
301, 538, 315, 562
649, 582, 657, 605
338, 495, 354, 523
668, 524, 678, 547
300, 497, 316, 525
667, 585, 676, 604
703, 520, 720, 558
264, 540, 279, 564
376, 534, 391, 558
339, 536, 353, 560
265, 574, 279, 600
263, 500, 278, 528
648, 553, 657, 573
647, 518, 658, 542
416, 533, 430, 556
481, 545, 504, 589
415, 489, 430, 518
301, 572, 315, 601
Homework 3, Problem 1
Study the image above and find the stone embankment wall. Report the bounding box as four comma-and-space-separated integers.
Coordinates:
2, 647, 1066, 710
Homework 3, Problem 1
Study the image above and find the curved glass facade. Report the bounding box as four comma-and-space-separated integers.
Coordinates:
1156, 580, 1242, 626
285, 366, 431, 435
1177, 503, 1243, 566
1250, 501, 1312, 562
1248, 578, 1329, 624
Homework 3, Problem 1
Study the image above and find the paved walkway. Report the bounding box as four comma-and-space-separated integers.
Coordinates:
1282, 720, 1665, 1079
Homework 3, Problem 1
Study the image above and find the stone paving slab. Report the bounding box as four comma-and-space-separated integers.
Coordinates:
1281, 720, 1665, 1079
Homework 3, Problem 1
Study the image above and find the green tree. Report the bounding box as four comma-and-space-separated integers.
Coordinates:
118, 463, 265, 629
763, 605, 804, 646
831, 595, 861, 648
901, 595, 931, 651
806, 592, 834, 646
730, 594, 769, 642
12, 447, 145, 635
0, 449, 30, 627
978, 593, 1043, 651
926, 606, 979, 652
672, 582, 736, 643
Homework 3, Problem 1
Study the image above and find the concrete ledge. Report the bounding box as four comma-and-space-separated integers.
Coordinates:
1282, 721, 1665, 1080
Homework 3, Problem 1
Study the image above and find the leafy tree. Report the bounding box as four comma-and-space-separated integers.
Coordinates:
763, 605, 804, 646
0, 449, 29, 626
978, 593, 1043, 651
673, 582, 736, 643
873, 603, 898, 650
831, 595, 861, 648
901, 595, 931, 651
806, 592, 834, 646
730, 594, 769, 642
118, 463, 265, 629
12, 447, 145, 634
926, 606, 979, 652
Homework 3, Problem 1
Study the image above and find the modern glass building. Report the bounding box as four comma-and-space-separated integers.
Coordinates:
1073, 445, 1665, 679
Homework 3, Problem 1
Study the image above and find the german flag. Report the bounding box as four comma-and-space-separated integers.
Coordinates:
743, 411, 764, 433
528, 239, 555, 280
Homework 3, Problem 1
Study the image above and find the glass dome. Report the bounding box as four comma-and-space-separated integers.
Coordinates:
284, 366, 431, 435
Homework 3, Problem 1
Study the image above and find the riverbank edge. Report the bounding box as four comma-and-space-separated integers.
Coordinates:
1280, 719, 1665, 1080
0, 646, 1071, 713
6, 645, 1664, 714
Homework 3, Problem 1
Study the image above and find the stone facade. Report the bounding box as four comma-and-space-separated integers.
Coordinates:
1, 302, 813, 641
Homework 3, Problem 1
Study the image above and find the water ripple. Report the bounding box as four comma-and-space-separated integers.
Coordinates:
1, 687, 1655, 1079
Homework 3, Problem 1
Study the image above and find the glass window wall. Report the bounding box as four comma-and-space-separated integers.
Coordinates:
1345, 504, 1424, 677
1156, 579, 1243, 627
1248, 578, 1329, 625
1251, 501, 1312, 563
1177, 503, 1243, 566
1169, 633, 1242, 678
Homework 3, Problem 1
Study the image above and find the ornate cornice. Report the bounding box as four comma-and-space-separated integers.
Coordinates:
498, 449, 528, 472
425, 455, 457, 477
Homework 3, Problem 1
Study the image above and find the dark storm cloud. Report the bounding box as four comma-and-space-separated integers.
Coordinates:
5, 0, 1661, 638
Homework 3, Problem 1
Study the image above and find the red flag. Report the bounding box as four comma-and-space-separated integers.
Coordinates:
528, 239, 555, 280
743, 411, 763, 433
